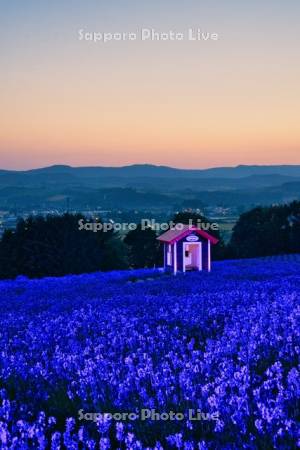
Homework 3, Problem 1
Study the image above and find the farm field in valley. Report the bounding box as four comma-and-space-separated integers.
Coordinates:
0, 256, 299, 449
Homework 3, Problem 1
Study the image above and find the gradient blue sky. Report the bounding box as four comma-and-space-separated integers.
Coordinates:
1, 0, 299, 169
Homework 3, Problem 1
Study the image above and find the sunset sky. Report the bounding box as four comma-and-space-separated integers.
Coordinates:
0, 0, 299, 170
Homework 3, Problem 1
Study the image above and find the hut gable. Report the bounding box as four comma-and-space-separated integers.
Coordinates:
157, 224, 218, 244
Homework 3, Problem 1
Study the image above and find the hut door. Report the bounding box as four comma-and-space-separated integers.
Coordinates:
183, 243, 202, 271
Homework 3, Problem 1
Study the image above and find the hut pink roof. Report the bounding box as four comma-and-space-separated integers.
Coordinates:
157, 224, 219, 245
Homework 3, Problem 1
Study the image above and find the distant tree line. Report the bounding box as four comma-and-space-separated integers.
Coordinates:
227, 201, 300, 258
0, 201, 299, 279
0, 214, 127, 279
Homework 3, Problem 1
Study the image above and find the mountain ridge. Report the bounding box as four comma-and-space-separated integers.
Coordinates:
2, 163, 300, 179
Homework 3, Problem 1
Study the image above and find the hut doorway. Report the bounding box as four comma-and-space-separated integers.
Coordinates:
183, 242, 202, 272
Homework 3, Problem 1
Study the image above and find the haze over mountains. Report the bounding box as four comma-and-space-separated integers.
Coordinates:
1, 164, 300, 210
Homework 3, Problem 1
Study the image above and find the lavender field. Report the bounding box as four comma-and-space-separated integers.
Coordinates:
0, 257, 300, 449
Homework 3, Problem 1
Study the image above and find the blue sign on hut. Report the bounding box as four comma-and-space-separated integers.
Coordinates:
157, 224, 219, 274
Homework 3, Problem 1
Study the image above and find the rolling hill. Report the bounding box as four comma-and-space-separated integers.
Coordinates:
0, 164, 299, 210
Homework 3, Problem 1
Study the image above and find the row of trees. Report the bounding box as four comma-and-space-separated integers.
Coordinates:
0, 215, 127, 279
228, 201, 300, 258
0, 201, 299, 279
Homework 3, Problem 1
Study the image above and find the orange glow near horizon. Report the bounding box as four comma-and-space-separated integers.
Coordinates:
0, 1, 299, 170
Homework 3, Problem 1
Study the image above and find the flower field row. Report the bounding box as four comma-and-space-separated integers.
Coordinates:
0, 258, 299, 448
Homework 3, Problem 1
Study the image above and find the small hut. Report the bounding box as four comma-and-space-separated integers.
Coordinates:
157, 224, 219, 274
